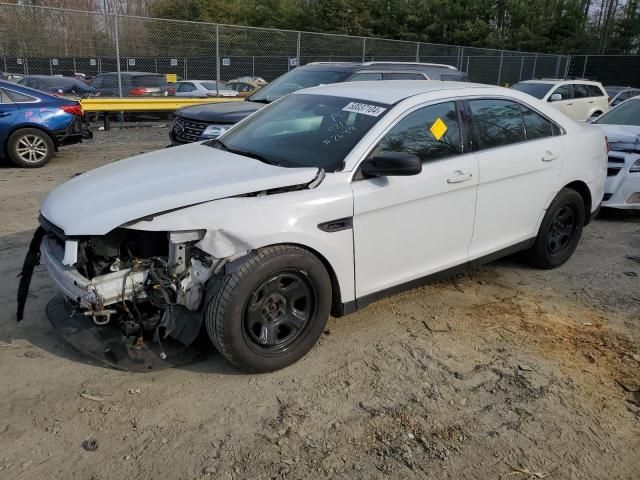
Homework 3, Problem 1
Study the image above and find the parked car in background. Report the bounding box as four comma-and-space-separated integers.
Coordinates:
170, 62, 467, 144
31, 81, 605, 372
171, 80, 238, 98
592, 97, 640, 209
225, 79, 263, 97
18, 75, 95, 98
0, 80, 91, 167
228, 76, 268, 86
1, 72, 24, 83
511, 79, 608, 121
604, 86, 640, 106
89, 72, 170, 97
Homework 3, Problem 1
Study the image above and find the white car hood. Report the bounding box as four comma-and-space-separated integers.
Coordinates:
41, 142, 319, 235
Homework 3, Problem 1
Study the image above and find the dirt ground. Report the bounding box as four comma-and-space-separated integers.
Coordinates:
1, 127, 639, 480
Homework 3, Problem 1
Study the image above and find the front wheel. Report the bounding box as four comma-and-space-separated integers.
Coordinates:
526, 188, 585, 269
205, 245, 332, 372
6, 128, 55, 168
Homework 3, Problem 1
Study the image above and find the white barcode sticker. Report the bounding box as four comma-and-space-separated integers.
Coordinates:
342, 102, 386, 117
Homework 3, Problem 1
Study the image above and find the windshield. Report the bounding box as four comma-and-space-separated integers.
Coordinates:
511, 82, 554, 99
247, 69, 352, 103
211, 93, 389, 171
594, 99, 640, 126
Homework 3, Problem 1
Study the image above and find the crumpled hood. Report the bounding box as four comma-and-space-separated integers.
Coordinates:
41, 141, 319, 235
596, 124, 640, 152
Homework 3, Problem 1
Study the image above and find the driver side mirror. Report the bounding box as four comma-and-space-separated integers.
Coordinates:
549, 93, 562, 102
361, 152, 422, 178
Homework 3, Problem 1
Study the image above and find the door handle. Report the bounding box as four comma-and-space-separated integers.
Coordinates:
0, 112, 11, 117
542, 151, 559, 162
447, 171, 473, 184
566, 102, 573, 105
588, 100, 594, 104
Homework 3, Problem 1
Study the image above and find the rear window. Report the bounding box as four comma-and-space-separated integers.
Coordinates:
511, 82, 554, 99
594, 99, 640, 126
131, 75, 167, 87
588, 85, 605, 97
39, 77, 85, 88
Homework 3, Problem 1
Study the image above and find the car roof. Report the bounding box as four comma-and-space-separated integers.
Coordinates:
518, 79, 603, 86
298, 62, 462, 74
296, 80, 493, 104
100, 71, 164, 76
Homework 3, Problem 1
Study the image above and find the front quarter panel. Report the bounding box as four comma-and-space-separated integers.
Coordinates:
125, 174, 356, 303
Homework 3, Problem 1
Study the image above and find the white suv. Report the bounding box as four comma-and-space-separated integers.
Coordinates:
20, 81, 607, 372
512, 79, 609, 121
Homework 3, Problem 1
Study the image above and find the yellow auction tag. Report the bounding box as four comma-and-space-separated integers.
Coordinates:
430, 117, 448, 140
166, 73, 177, 83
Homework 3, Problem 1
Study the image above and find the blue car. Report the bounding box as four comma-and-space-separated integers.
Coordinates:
0, 80, 91, 168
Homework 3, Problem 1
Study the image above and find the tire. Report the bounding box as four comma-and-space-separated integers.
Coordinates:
205, 245, 332, 372
6, 128, 55, 168
526, 188, 585, 269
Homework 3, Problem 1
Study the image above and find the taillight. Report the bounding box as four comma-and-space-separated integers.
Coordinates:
129, 87, 149, 96
605, 136, 610, 153
608, 96, 612, 103
59, 104, 83, 116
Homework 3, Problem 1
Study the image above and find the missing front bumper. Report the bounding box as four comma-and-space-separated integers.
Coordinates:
46, 295, 207, 372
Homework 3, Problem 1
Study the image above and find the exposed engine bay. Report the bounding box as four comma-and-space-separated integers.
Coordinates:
17, 220, 238, 371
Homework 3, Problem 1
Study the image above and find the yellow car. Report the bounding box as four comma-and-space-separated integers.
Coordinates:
225, 79, 264, 98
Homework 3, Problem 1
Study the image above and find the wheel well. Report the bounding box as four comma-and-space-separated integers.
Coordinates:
4, 125, 58, 157
563, 180, 592, 225
276, 243, 344, 317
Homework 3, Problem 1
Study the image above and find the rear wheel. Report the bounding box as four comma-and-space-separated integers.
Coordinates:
526, 188, 585, 269
205, 245, 332, 372
7, 128, 55, 168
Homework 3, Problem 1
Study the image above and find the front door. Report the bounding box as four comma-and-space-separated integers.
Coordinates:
351, 101, 478, 299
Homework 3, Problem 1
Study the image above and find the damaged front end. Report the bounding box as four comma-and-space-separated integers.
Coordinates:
18, 217, 224, 371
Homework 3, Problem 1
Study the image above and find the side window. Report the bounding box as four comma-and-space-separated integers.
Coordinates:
349, 72, 383, 82
177, 83, 195, 92
0, 89, 13, 104
4, 89, 37, 103
573, 84, 590, 99
520, 105, 554, 140
383, 72, 425, 80
588, 85, 605, 97
469, 99, 525, 150
375, 101, 462, 162
552, 85, 572, 100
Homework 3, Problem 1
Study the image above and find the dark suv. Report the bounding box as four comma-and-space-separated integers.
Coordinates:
89, 72, 170, 97
170, 62, 466, 144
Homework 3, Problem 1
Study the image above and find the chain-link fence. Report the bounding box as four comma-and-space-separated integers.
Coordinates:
0, 2, 573, 97
568, 55, 640, 88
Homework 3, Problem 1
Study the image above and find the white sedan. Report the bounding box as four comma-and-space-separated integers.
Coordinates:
19, 81, 606, 372
172, 80, 238, 98
592, 97, 640, 209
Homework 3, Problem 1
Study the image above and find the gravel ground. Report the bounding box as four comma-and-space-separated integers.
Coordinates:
1, 127, 639, 480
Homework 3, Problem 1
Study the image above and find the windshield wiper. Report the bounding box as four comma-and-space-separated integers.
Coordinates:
247, 98, 271, 104
233, 149, 283, 166
205, 138, 230, 151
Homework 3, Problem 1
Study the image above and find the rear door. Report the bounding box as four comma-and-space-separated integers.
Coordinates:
572, 83, 593, 120
175, 82, 198, 97
467, 98, 563, 258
